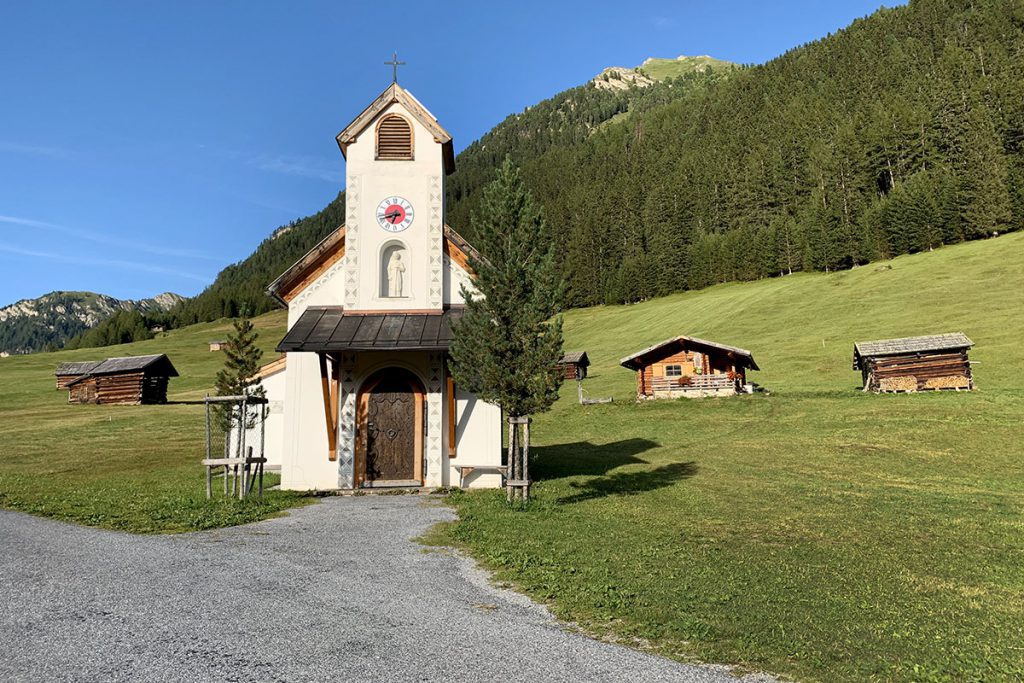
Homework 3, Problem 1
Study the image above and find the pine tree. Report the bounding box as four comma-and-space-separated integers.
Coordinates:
448, 158, 564, 501
213, 315, 265, 432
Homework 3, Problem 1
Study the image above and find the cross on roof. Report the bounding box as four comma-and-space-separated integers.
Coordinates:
385, 52, 406, 84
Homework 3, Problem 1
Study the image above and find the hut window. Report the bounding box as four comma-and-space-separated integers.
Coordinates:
376, 115, 413, 160
665, 364, 683, 377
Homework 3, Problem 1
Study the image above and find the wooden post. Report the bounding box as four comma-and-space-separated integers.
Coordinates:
577, 378, 583, 404
522, 417, 531, 501
238, 396, 248, 500
204, 396, 212, 499
506, 418, 515, 503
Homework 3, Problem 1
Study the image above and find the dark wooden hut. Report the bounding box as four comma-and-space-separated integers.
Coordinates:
556, 351, 590, 380
620, 336, 759, 400
66, 354, 179, 405
55, 360, 102, 389
853, 333, 974, 393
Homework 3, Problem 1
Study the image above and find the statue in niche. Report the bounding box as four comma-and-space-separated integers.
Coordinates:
386, 251, 405, 297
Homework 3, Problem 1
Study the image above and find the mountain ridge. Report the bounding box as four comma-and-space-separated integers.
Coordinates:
0, 290, 184, 354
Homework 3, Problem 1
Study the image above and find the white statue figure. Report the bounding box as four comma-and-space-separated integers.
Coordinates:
387, 251, 405, 297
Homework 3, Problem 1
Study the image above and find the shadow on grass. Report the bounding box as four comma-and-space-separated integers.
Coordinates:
533, 438, 661, 479
556, 461, 699, 505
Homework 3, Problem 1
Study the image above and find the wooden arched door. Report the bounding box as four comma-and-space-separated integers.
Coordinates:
357, 368, 424, 486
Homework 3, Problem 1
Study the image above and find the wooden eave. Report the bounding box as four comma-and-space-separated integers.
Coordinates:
267, 227, 347, 305
620, 336, 759, 372
255, 355, 287, 379
267, 224, 480, 306
335, 83, 455, 175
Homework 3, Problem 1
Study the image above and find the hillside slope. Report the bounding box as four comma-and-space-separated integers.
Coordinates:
0, 291, 184, 354
439, 231, 1024, 682
2, 231, 1023, 679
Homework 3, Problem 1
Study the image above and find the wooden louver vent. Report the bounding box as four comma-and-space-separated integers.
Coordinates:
376, 115, 413, 160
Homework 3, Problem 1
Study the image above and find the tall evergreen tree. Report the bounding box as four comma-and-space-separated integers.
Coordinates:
448, 159, 564, 501
213, 315, 265, 432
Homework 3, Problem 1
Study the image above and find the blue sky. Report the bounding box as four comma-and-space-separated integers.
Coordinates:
0, 1, 901, 305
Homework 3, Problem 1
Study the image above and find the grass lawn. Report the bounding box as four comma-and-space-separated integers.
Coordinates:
0, 309, 312, 533
432, 232, 1024, 682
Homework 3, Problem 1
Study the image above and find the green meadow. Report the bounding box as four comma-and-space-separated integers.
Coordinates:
1, 233, 1023, 680
433, 232, 1024, 682
0, 310, 308, 533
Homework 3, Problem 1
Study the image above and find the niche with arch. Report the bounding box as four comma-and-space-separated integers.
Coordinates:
380, 241, 409, 298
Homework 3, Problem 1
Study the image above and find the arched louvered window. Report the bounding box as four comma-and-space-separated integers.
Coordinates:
376, 114, 413, 160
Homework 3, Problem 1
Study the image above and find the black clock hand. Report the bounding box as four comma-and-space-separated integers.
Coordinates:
384, 210, 401, 222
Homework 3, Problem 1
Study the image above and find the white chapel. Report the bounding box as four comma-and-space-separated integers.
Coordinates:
255, 79, 503, 490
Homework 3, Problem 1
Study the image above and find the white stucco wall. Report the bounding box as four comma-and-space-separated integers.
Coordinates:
230, 367, 286, 470
278, 350, 502, 491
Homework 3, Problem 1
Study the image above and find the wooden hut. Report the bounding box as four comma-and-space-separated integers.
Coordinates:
55, 360, 102, 389
209, 340, 226, 352
557, 351, 590, 380
853, 333, 974, 393
620, 336, 759, 400
66, 354, 179, 405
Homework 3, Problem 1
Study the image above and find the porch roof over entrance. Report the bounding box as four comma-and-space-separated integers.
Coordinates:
276, 306, 463, 353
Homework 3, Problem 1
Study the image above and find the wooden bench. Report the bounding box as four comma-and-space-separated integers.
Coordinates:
457, 465, 507, 488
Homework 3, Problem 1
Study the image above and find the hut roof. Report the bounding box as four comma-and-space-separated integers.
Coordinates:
852, 333, 973, 368
55, 360, 103, 376
620, 336, 759, 371
558, 351, 589, 366
66, 354, 179, 385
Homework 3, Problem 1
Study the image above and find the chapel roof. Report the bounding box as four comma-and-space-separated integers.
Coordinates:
276, 306, 464, 353
266, 223, 482, 305
336, 83, 455, 175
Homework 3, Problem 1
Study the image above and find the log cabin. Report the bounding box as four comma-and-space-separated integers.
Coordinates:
557, 351, 590, 380
55, 360, 102, 389
65, 354, 179, 405
620, 336, 759, 399
853, 333, 974, 392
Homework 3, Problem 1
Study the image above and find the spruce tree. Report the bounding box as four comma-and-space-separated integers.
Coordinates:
448, 158, 564, 500
213, 315, 265, 432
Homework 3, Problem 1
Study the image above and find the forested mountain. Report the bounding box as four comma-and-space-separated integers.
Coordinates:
170, 192, 346, 324
59, 0, 1022, 349
0, 291, 183, 354
446, 0, 1024, 306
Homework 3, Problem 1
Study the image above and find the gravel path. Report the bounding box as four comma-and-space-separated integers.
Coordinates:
0, 497, 777, 682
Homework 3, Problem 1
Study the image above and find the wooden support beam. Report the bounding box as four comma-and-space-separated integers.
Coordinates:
446, 372, 457, 458
319, 353, 338, 459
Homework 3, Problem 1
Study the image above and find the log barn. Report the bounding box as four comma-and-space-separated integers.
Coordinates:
65, 354, 179, 405
853, 333, 974, 392
557, 351, 590, 380
620, 336, 759, 399
55, 360, 102, 389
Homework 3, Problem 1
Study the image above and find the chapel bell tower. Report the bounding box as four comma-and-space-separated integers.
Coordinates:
334, 76, 456, 313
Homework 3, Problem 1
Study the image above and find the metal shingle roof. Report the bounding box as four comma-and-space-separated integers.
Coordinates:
276, 307, 463, 353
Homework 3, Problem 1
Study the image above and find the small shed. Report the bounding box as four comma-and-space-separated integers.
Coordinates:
55, 360, 102, 389
620, 336, 759, 399
66, 354, 179, 405
557, 351, 590, 380
209, 340, 226, 352
853, 333, 974, 392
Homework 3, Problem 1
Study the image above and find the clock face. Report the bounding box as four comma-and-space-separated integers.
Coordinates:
376, 196, 415, 233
